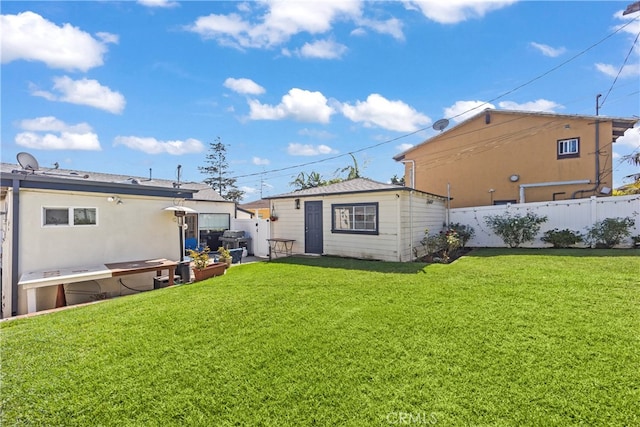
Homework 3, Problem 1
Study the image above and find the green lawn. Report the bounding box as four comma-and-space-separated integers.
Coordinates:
1, 249, 638, 426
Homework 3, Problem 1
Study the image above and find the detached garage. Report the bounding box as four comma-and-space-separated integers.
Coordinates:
266, 178, 447, 262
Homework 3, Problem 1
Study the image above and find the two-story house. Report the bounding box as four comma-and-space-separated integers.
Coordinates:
394, 109, 637, 208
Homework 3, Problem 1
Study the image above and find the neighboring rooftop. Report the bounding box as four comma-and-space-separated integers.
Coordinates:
0, 162, 227, 202
239, 199, 270, 210
394, 108, 639, 161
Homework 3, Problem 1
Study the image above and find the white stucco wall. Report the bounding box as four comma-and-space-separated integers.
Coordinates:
11, 189, 185, 314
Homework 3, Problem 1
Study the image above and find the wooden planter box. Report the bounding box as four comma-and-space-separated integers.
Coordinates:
192, 262, 227, 282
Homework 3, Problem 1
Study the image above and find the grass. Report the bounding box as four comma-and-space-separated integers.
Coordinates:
1, 248, 638, 426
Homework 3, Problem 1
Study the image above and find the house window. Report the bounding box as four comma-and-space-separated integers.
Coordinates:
198, 213, 230, 231
331, 203, 378, 235
558, 137, 579, 158
43, 207, 97, 226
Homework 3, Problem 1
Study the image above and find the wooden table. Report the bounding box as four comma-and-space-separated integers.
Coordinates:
266, 238, 295, 260
19, 258, 178, 313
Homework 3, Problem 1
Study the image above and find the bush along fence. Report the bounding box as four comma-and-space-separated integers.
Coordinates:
448, 195, 640, 248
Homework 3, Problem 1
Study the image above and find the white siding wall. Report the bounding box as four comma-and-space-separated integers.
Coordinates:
270, 192, 447, 262
450, 195, 640, 248
399, 192, 448, 261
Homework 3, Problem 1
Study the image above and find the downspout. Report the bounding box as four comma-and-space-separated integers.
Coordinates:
395, 194, 402, 261
572, 94, 601, 198
400, 160, 415, 260
11, 179, 20, 316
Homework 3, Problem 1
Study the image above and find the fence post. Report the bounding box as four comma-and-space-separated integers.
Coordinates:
590, 196, 598, 248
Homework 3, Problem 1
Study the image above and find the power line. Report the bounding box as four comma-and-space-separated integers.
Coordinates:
230, 15, 640, 183
599, 29, 640, 108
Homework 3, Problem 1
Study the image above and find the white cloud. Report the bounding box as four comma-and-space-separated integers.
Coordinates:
137, 0, 180, 8
31, 76, 126, 114
287, 143, 337, 156
248, 88, 335, 123
113, 136, 205, 155
396, 143, 414, 152
186, 1, 361, 49
240, 186, 259, 196
298, 128, 335, 139
0, 11, 116, 72
340, 93, 431, 132
16, 132, 101, 151
445, 100, 495, 123
224, 77, 266, 95
530, 42, 566, 58
19, 116, 92, 133
615, 126, 640, 151
498, 99, 562, 113
402, 0, 517, 24
96, 32, 120, 45
355, 17, 404, 40
298, 39, 348, 59
15, 116, 100, 150
595, 63, 640, 79
252, 156, 270, 165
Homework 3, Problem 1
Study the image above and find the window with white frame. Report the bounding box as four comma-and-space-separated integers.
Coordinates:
331, 203, 378, 235
557, 137, 580, 158
43, 207, 97, 226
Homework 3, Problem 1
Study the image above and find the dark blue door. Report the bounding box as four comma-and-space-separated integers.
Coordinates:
305, 201, 323, 254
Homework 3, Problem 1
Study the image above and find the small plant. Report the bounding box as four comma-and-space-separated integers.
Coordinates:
419, 228, 461, 262
541, 228, 583, 248
217, 246, 232, 261
448, 223, 475, 248
484, 211, 548, 248
187, 246, 211, 270
441, 229, 461, 261
585, 217, 635, 248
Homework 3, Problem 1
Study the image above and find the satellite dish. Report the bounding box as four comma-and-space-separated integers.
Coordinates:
432, 118, 449, 132
17, 152, 40, 172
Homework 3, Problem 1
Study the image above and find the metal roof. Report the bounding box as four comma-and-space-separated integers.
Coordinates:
0, 162, 228, 200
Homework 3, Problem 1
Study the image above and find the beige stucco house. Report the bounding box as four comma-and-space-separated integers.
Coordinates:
394, 109, 637, 208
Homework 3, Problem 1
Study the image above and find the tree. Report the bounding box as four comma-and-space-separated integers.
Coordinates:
338, 153, 361, 180
390, 174, 405, 186
198, 137, 244, 202
290, 171, 326, 190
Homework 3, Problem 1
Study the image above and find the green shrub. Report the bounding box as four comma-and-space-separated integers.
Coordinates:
585, 217, 635, 248
541, 228, 583, 248
419, 228, 461, 262
484, 212, 548, 248
448, 222, 475, 248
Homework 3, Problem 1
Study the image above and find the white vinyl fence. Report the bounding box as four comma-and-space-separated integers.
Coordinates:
449, 195, 640, 248
231, 218, 271, 257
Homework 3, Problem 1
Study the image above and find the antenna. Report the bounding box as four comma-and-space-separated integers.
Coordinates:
16, 152, 40, 172
432, 118, 449, 132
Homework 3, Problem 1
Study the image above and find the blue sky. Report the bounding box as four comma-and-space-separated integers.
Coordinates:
2, 0, 639, 200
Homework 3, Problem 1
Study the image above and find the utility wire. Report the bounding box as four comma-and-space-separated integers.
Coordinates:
231, 16, 640, 182
599, 29, 640, 108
